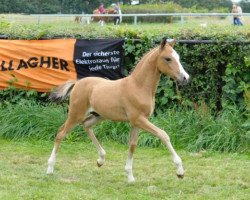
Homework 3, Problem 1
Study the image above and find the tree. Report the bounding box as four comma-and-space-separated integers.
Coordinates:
171, 0, 232, 10
39, 0, 61, 14
135, 0, 233, 10
0, 0, 238, 14
240, 0, 250, 12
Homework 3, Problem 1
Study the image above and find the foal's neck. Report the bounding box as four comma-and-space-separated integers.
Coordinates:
129, 48, 161, 96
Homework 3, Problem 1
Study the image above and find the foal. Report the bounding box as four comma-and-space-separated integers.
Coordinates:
47, 38, 189, 182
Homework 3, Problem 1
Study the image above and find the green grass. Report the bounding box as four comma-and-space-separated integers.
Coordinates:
0, 101, 248, 152
0, 138, 249, 200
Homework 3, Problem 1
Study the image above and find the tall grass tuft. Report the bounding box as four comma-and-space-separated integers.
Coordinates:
0, 101, 248, 152
153, 107, 248, 152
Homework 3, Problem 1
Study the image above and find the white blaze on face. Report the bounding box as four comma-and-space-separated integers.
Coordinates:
172, 50, 189, 81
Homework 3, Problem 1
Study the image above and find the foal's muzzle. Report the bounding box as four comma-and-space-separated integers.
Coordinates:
177, 73, 190, 85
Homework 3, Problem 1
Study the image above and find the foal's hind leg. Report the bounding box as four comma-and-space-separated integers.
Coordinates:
82, 114, 106, 167
125, 127, 139, 183
133, 117, 184, 178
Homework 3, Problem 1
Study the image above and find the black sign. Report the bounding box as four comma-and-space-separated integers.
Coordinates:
74, 39, 125, 80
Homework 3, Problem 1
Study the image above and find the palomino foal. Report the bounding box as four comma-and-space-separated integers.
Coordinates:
47, 38, 189, 182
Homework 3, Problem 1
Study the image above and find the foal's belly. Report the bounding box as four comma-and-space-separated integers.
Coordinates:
89, 83, 128, 121
91, 101, 128, 121
93, 106, 128, 121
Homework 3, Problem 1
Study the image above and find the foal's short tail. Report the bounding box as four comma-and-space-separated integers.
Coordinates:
49, 80, 77, 102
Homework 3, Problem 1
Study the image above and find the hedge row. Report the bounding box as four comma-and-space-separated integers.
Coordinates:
0, 22, 249, 151
125, 39, 250, 113
120, 3, 229, 23
0, 22, 250, 112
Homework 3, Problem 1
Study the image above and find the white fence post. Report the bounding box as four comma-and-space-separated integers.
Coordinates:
134, 16, 137, 25
37, 15, 40, 25
181, 15, 184, 25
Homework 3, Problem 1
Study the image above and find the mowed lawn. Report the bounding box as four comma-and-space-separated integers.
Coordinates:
0, 138, 249, 200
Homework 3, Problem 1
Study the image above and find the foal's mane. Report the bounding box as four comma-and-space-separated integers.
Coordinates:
129, 46, 160, 76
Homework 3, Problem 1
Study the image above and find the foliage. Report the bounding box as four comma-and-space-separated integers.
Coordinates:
0, 0, 240, 14
240, 0, 250, 13
169, 0, 232, 11
223, 56, 250, 105
0, 75, 47, 105
118, 28, 250, 112
243, 89, 250, 140
96, 106, 249, 152
0, 87, 38, 105
121, 3, 229, 23
0, 23, 249, 152
0, 23, 249, 111
175, 41, 250, 111
0, 21, 10, 29
0, 0, 115, 14
0, 0, 61, 14
0, 102, 248, 153
121, 2, 184, 23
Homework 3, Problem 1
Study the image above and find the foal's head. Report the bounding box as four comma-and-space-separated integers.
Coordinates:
156, 38, 189, 84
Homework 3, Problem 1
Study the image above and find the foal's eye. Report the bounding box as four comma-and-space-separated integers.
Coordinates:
165, 58, 171, 62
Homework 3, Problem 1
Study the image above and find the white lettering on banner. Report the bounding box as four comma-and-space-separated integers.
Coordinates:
111, 57, 120, 62
88, 64, 120, 71
89, 65, 102, 71
80, 50, 121, 72
82, 52, 92, 57
103, 65, 119, 70
93, 50, 120, 57
75, 59, 109, 65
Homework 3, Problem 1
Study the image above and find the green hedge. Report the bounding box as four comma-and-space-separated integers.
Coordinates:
122, 30, 250, 112
0, 22, 249, 152
0, 22, 250, 112
121, 2, 184, 23
120, 3, 229, 23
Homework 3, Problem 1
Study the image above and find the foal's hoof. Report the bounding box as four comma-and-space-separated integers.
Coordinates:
128, 177, 135, 184
177, 174, 184, 179
46, 168, 54, 175
46, 169, 54, 175
97, 161, 103, 167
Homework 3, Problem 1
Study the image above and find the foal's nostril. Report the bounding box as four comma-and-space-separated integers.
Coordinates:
180, 74, 190, 85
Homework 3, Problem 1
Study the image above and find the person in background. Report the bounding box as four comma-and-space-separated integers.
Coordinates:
232, 4, 238, 25
232, 4, 243, 25
113, 3, 122, 25
236, 4, 243, 25
98, 3, 106, 14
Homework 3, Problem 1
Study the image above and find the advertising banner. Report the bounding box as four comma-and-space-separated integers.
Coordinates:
0, 39, 124, 92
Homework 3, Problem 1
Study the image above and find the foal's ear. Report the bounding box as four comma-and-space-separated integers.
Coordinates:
167, 39, 176, 47
160, 37, 167, 50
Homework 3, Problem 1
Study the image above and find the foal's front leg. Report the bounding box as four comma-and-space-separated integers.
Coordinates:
47, 119, 76, 174
125, 127, 139, 183
134, 117, 184, 178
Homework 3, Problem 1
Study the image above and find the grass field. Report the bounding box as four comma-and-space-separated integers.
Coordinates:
0, 138, 249, 200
